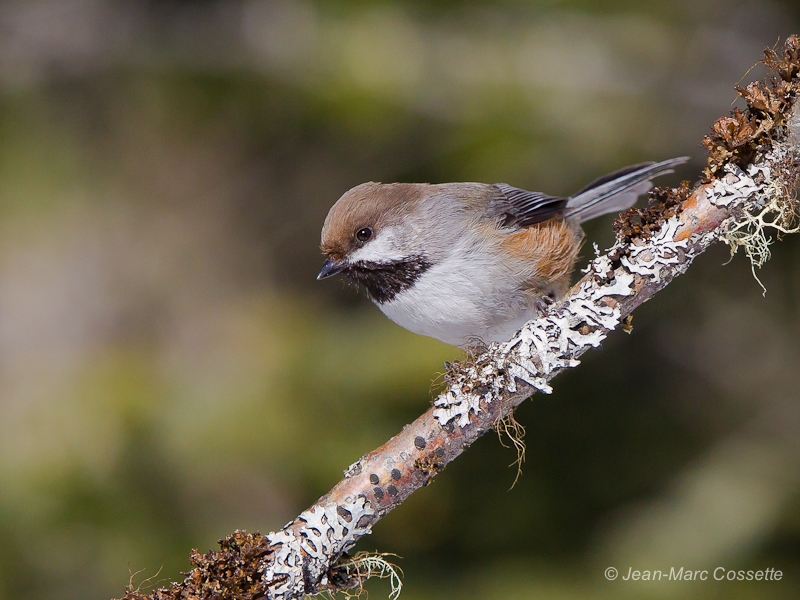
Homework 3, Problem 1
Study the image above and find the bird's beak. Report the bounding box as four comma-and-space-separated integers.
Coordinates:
317, 257, 346, 280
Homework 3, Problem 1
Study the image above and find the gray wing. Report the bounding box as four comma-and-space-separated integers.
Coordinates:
490, 183, 568, 228
565, 157, 690, 223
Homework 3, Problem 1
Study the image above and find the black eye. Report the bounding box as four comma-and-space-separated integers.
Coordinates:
355, 227, 373, 242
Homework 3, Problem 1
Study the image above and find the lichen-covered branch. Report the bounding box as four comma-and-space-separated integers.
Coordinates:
121, 36, 800, 600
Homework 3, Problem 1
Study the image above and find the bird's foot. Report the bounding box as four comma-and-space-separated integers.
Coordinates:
533, 293, 556, 317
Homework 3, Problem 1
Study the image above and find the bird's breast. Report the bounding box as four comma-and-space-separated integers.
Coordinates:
376, 250, 535, 346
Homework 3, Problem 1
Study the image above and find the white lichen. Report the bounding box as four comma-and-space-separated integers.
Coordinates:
501, 271, 635, 390
265, 498, 376, 599
619, 217, 692, 282
715, 152, 799, 294
432, 360, 510, 427
432, 263, 637, 426
344, 459, 363, 478
320, 552, 403, 600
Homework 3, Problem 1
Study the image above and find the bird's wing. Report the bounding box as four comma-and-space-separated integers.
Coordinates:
565, 157, 689, 223
490, 183, 568, 228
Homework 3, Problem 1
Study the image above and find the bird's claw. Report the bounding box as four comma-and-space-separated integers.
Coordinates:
533, 293, 556, 317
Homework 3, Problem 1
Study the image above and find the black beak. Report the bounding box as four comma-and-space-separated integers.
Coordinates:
317, 258, 346, 280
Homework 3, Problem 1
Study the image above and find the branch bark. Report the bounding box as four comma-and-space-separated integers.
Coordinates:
121, 35, 800, 600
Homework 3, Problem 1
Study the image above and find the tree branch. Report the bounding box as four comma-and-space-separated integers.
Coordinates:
121, 35, 800, 600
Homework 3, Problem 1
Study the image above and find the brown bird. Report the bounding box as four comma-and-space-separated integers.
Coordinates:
318, 157, 688, 346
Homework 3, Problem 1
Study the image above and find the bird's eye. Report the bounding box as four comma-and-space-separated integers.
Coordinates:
355, 227, 373, 242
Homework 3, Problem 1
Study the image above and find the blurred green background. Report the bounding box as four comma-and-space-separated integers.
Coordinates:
1, 1, 800, 599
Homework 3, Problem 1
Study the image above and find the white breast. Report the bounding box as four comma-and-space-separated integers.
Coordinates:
376, 249, 535, 347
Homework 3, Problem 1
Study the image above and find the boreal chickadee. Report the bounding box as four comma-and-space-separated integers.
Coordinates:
318, 157, 688, 347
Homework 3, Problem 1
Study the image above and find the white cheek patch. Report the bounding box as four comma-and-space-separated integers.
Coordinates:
348, 226, 407, 264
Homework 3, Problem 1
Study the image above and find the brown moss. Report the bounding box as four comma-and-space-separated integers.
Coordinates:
613, 181, 693, 244
613, 35, 800, 248
763, 34, 800, 83
413, 453, 444, 479
120, 530, 273, 600
702, 35, 800, 182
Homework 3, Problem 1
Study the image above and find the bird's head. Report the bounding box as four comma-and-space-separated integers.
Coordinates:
318, 182, 434, 303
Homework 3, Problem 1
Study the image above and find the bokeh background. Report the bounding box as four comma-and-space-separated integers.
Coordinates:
2, 1, 800, 599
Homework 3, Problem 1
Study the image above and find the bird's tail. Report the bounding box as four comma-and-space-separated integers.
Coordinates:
565, 157, 689, 223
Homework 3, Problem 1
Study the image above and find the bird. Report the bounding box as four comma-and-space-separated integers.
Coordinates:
317, 157, 688, 347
